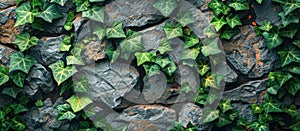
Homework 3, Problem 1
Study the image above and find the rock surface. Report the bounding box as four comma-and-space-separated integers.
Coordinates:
29, 35, 67, 65
104, 0, 164, 27
142, 73, 167, 103
178, 103, 214, 131
24, 64, 56, 97
22, 98, 76, 131
253, 0, 282, 26
0, 0, 15, 9
0, 44, 15, 67
82, 39, 110, 63
223, 25, 280, 78
82, 61, 139, 108
118, 105, 176, 131
223, 79, 267, 122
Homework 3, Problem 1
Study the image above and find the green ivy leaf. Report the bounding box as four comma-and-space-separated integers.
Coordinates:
82, 5, 104, 23
256, 0, 263, 4
262, 101, 283, 113
75, 0, 90, 12
106, 47, 120, 63
226, 14, 242, 28
11, 104, 28, 115
66, 48, 85, 65
11, 118, 26, 131
279, 12, 300, 27
262, 32, 284, 49
197, 61, 210, 76
203, 73, 224, 89
181, 48, 199, 60
284, 105, 298, 118
210, 16, 227, 31
30, 0, 42, 8
229, 0, 249, 11
180, 82, 192, 93
267, 81, 281, 95
106, 22, 126, 39
120, 30, 144, 57
135, 52, 156, 66
286, 78, 300, 96
93, 26, 106, 40
176, 9, 194, 27
15, 3, 38, 26
50, 0, 68, 6
204, 27, 217, 37
64, 21, 73, 31
201, 107, 219, 124
67, 95, 93, 113
0, 66, 9, 86
268, 71, 293, 87
155, 57, 171, 68
294, 40, 300, 48
184, 35, 199, 48
278, 45, 300, 67
219, 100, 233, 113
163, 23, 183, 39
250, 122, 269, 131
57, 104, 76, 121
49, 60, 78, 85
251, 104, 264, 114
216, 116, 232, 127
36, 3, 63, 23
60, 80, 73, 96
163, 62, 177, 76
14, 33, 39, 52
143, 64, 161, 77
35, 100, 43, 107
208, 0, 231, 15
283, 65, 300, 74
201, 37, 222, 57
259, 20, 272, 31
220, 28, 240, 40
10, 71, 26, 87
279, 26, 298, 38
60, 35, 72, 52
2, 87, 23, 99
273, 0, 300, 15
15, 0, 26, 5
73, 77, 88, 93
153, 0, 177, 17
157, 39, 173, 54
9, 52, 37, 73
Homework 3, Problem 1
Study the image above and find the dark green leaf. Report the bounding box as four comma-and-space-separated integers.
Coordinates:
14, 33, 39, 52
279, 12, 300, 27
106, 22, 126, 39
283, 65, 300, 74
268, 71, 292, 87
250, 122, 269, 131
279, 26, 298, 38
30, 0, 42, 8
67, 95, 93, 113
284, 105, 298, 118
10, 71, 26, 87
259, 20, 272, 31
278, 45, 300, 67
50, 0, 67, 6
9, 52, 37, 73
0, 66, 9, 86
2, 87, 22, 99
210, 16, 227, 31
286, 78, 300, 95
220, 28, 240, 40
82, 5, 104, 23
153, 0, 177, 17
163, 23, 183, 39
229, 0, 249, 11
184, 35, 199, 48
219, 100, 233, 113
262, 101, 283, 113
155, 57, 171, 68
15, 3, 38, 26
143, 64, 161, 77
262, 32, 284, 49
163, 62, 177, 76
251, 104, 264, 114
11, 104, 28, 114
197, 61, 210, 76
216, 116, 232, 127
208, 1, 231, 15
37, 3, 63, 23
226, 14, 242, 28
49, 60, 78, 85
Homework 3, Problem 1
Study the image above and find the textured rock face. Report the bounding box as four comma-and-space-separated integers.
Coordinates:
253, 0, 282, 26
22, 98, 75, 131
223, 79, 268, 122
24, 64, 56, 97
118, 105, 176, 131
105, 0, 164, 27
82, 61, 139, 108
29, 35, 67, 65
178, 103, 214, 131
82, 39, 110, 63
223, 25, 280, 78
0, 44, 15, 67
0, 0, 15, 9
142, 73, 167, 103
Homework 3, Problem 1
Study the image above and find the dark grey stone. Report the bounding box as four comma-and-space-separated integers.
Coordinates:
253, 0, 282, 26
223, 25, 280, 78
0, 0, 15, 10
22, 97, 76, 131
81, 61, 139, 108
104, 0, 164, 27
0, 44, 15, 67
24, 64, 55, 96
178, 103, 214, 131
223, 79, 267, 122
82, 39, 110, 63
0, 6, 16, 25
139, 22, 166, 52
29, 35, 67, 65
142, 73, 167, 103
118, 105, 176, 131
217, 64, 238, 84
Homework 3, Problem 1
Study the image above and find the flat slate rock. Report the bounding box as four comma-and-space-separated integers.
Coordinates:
82, 61, 139, 108
223, 25, 280, 78
105, 0, 164, 27
29, 35, 67, 66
